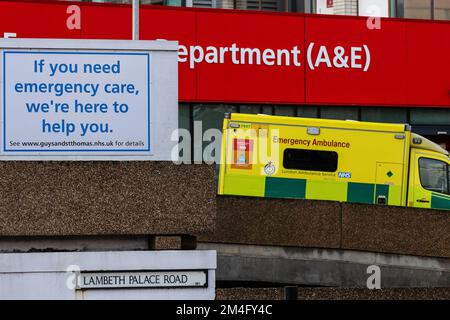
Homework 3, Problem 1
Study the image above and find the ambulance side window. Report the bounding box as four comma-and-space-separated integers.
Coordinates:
418, 158, 449, 195
283, 149, 338, 172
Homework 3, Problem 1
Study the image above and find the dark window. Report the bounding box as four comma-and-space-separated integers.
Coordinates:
404, 0, 433, 20
448, 165, 450, 192
321, 107, 358, 120
435, 0, 450, 20
418, 157, 449, 195
283, 148, 338, 172
410, 109, 450, 125
193, 104, 237, 164
274, 106, 296, 116
361, 107, 407, 123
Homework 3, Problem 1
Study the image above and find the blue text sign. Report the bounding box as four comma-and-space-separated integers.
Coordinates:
2, 51, 150, 154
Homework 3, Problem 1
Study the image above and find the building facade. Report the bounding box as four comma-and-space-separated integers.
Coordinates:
1, 0, 449, 158
56, 0, 450, 20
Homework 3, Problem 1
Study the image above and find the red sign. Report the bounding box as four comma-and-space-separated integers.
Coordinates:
232, 139, 253, 169
327, 0, 334, 8
0, 2, 449, 108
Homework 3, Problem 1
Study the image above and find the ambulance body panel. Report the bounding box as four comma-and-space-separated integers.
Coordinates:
218, 113, 450, 210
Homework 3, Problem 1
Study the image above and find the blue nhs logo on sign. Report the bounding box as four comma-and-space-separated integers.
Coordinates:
338, 172, 352, 179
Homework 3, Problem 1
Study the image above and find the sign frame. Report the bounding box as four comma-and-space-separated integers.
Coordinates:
76, 269, 209, 290
0, 38, 178, 161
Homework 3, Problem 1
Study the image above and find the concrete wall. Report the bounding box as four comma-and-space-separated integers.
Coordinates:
200, 196, 341, 248
216, 287, 450, 300
0, 161, 448, 259
201, 196, 450, 258
201, 243, 450, 288
0, 162, 216, 236
342, 203, 450, 258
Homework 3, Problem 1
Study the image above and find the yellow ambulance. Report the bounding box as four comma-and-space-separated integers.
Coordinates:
218, 113, 450, 210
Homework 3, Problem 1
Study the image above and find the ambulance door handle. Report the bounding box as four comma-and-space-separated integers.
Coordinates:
416, 198, 430, 203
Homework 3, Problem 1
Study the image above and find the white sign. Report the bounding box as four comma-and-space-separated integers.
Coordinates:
0, 39, 178, 160
77, 270, 207, 289
359, 0, 390, 18
316, 0, 335, 14
3, 51, 150, 153
0, 250, 216, 300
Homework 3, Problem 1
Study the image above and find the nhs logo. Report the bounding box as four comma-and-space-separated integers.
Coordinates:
338, 172, 352, 179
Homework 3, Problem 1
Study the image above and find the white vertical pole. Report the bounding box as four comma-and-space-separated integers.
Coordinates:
132, 0, 139, 40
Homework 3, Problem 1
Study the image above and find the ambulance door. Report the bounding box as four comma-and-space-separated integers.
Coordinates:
220, 121, 269, 197
410, 149, 450, 209
375, 163, 403, 206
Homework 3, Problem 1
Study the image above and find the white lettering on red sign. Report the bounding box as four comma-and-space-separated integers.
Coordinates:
178, 43, 371, 72
307, 42, 371, 72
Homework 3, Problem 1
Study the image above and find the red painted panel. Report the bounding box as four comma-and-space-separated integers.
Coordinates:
305, 16, 407, 106
140, 7, 197, 101
0, 1, 449, 108
80, 4, 131, 40
195, 10, 305, 104
404, 21, 450, 107
0, 1, 81, 39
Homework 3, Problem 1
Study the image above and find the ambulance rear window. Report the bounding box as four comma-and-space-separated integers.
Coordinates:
283, 149, 338, 172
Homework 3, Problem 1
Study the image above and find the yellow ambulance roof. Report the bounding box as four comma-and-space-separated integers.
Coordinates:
228, 113, 449, 157
229, 113, 408, 133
